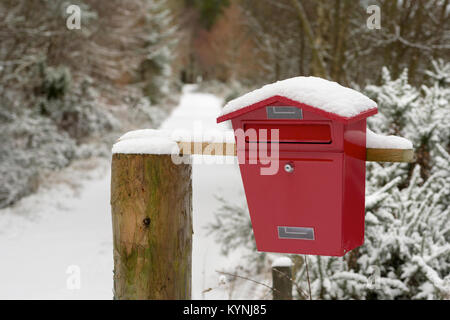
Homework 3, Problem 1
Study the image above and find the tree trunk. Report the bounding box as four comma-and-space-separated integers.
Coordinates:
290, 0, 329, 78
110, 154, 192, 300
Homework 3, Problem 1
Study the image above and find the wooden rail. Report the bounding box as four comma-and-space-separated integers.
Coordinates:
177, 141, 415, 163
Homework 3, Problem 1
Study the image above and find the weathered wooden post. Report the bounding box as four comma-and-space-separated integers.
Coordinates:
110, 149, 192, 299
271, 257, 293, 300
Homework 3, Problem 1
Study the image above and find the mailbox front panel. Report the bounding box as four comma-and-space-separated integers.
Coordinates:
229, 100, 367, 256
239, 152, 345, 256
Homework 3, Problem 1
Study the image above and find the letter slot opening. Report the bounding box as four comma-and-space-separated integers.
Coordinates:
244, 123, 332, 144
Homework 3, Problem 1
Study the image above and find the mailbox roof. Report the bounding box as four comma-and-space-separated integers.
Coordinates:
217, 77, 377, 123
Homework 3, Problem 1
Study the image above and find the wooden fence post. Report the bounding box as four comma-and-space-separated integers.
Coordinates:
110, 153, 192, 299
272, 258, 293, 300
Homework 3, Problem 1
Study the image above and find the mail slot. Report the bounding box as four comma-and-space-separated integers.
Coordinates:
244, 123, 332, 143
217, 78, 378, 256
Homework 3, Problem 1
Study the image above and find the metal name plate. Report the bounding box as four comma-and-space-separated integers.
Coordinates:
266, 106, 303, 119
278, 226, 315, 240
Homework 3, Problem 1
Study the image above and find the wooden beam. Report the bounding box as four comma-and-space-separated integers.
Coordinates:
177, 141, 237, 156
176, 141, 414, 163
366, 148, 414, 163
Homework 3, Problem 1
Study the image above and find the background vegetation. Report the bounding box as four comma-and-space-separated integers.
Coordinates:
1, 0, 448, 299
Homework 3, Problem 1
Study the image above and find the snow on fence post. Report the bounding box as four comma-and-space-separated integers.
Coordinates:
272, 257, 293, 300
110, 137, 192, 300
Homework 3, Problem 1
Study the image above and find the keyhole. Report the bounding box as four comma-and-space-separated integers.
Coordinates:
284, 163, 294, 173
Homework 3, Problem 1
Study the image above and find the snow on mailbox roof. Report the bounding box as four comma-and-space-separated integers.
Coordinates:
217, 76, 377, 123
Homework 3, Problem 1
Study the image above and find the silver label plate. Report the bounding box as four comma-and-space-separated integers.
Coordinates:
266, 106, 303, 119
278, 226, 315, 240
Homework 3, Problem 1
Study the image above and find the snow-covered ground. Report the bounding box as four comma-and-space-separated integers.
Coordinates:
0, 85, 245, 299
0, 159, 113, 299
159, 85, 245, 299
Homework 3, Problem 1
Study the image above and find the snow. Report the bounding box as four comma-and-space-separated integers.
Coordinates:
412, 256, 450, 296
112, 93, 235, 155
112, 137, 179, 154
117, 128, 171, 141
272, 257, 293, 268
366, 128, 413, 149
218, 275, 227, 285
221, 76, 377, 119
112, 128, 179, 155
115, 127, 235, 149
0, 159, 113, 299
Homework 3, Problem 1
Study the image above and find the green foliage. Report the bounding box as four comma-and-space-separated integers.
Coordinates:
205, 195, 269, 271
39, 63, 71, 100
138, 0, 178, 103
206, 196, 256, 255
35, 63, 118, 140
187, 0, 230, 29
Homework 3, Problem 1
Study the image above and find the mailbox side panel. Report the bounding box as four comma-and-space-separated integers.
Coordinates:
341, 120, 367, 253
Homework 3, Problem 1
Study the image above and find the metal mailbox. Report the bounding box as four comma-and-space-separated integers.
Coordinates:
217, 93, 378, 256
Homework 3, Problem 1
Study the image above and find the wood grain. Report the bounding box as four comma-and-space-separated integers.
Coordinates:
272, 265, 293, 300
366, 148, 414, 163
111, 154, 192, 299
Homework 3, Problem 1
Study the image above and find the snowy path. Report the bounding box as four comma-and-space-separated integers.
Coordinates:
0, 159, 113, 299
0, 86, 244, 299
160, 85, 244, 299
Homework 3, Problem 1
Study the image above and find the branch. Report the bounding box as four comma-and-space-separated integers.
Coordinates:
216, 270, 279, 294
289, 0, 329, 78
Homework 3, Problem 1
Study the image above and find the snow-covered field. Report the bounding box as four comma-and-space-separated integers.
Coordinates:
0, 85, 245, 299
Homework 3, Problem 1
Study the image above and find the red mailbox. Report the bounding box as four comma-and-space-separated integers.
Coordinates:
217, 77, 378, 256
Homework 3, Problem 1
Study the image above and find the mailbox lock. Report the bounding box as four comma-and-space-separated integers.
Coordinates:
284, 163, 295, 173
